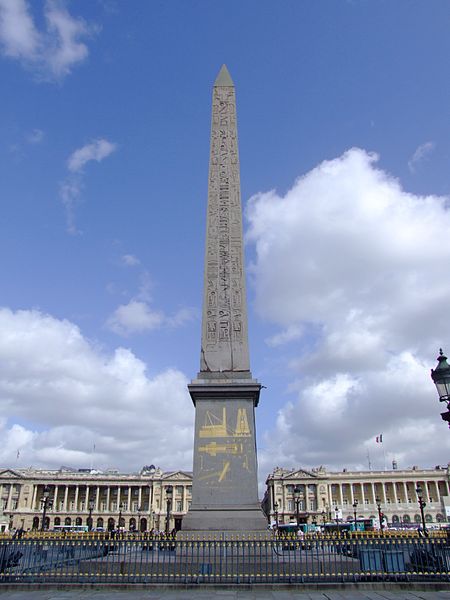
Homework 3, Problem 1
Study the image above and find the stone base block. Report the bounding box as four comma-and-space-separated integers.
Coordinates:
181, 506, 268, 534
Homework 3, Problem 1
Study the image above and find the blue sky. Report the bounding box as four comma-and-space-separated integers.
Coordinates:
1, 0, 450, 486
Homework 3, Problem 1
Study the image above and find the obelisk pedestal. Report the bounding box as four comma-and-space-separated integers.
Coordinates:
182, 66, 267, 533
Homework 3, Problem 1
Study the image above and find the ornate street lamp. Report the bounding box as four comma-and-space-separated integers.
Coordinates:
40, 485, 53, 531
165, 486, 173, 535
416, 485, 427, 534
334, 506, 340, 530
375, 496, 384, 533
294, 485, 301, 527
118, 502, 124, 532
353, 499, 358, 530
87, 500, 95, 531
273, 501, 279, 530
137, 506, 143, 533
431, 349, 450, 426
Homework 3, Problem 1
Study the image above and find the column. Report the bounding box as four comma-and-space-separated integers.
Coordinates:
138, 486, 142, 509
96, 486, 100, 510
361, 483, 365, 505
32, 485, 38, 511
338, 484, 343, 505
349, 483, 354, 504
402, 482, 408, 503
74, 485, 79, 512
54, 485, 59, 511
6, 484, 13, 511
106, 486, 111, 511
117, 486, 121, 510
63, 486, 69, 511
127, 486, 131, 512
86, 485, 90, 510
392, 481, 398, 504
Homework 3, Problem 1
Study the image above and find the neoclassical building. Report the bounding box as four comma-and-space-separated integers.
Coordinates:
2, 463, 450, 533
0, 465, 192, 533
263, 465, 450, 527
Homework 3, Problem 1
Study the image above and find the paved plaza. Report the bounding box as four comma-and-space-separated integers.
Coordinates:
1, 587, 450, 599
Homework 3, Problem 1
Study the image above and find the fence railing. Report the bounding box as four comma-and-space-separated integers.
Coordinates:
1, 537, 450, 584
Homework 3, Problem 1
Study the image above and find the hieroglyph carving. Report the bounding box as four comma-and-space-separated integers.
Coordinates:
201, 85, 250, 373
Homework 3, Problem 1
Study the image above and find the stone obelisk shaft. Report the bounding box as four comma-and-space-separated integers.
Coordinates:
182, 66, 266, 534
200, 64, 250, 376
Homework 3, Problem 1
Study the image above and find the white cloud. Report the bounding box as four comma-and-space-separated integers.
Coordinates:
247, 148, 450, 472
0, 307, 193, 471
120, 254, 140, 267
26, 128, 44, 144
107, 300, 164, 336
0, 0, 96, 80
408, 141, 435, 173
67, 139, 117, 173
106, 300, 196, 336
61, 138, 117, 234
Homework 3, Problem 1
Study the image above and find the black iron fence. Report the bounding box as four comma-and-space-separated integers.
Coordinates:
1, 537, 450, 584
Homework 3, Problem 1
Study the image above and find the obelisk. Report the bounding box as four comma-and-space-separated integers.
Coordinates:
182, 65, 267, 532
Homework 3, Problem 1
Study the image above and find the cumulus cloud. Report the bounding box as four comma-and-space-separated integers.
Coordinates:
107, 300, 164, 336
408, 141, 435, 173
247, 148, 450, 473
120, 254, 140, 267
61, 138, 117, 234
67, 139, 117, 173
106, 300, 195, 336
26, 128, 44, 144
0, 307, 193, 471
0, 0, 96, 80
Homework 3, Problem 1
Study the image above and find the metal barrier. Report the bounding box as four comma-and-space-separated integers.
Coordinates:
1, 537, 449, 584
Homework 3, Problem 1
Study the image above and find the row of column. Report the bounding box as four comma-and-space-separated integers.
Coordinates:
331, 479, 450, 506
31, 484, 156, 512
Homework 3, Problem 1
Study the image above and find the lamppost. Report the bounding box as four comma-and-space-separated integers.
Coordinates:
137, 506, 143, 533
353, 499, 358, 530
431, 349, 450, 426
294, 485, 301, 527
273, 501, 279, 530
416, 485, 427, 534
40, 485, 53, 531
87, 500, 95, 531
118, 502, 124, 532
334, 506, 340, 532
375, 496, 384, 533
165, 486, 173, 535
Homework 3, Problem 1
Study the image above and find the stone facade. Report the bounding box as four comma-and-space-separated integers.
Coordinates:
262, 465, 450, 527
0, 466, 192, 533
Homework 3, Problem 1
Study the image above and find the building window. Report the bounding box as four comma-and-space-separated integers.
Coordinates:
176, 486, 183, 494
187, 486, 192, 494
176, 501, 182, 512
287, 500, 293, 511
286, 485, 294, 493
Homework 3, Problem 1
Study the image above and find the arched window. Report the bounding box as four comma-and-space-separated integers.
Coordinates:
96, 517, 104, 529
75, 517, 82, 526
436, 513, 445, 523
425, 514, 433, 523
129, 517, 136, 531
392, 515, 399, 524
140, 518, 147, 533
403, 515, 411, 523
107, 517, 115, 531
54, 517, 61, 526
32, 516, 39, 530
414, 514, 421, 523
65, 517, 71, 526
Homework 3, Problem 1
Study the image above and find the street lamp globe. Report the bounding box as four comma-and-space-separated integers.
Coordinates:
431, 349, 450, 402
